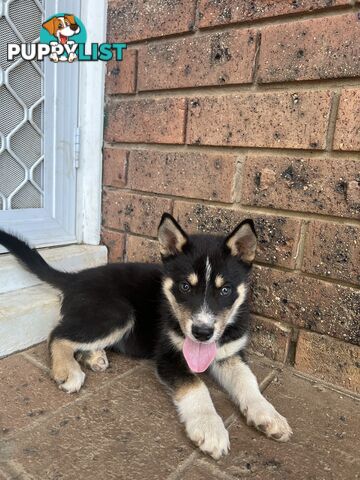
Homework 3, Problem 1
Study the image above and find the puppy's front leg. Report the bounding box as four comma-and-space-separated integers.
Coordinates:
211, 355, 292, 442
157, 354, 229, 459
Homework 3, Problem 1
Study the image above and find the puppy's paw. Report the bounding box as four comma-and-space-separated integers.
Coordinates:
244, 399, 292, 442
87, 350, 109, 372
58, 368, 86, 394
77, 350, 109, 372
185, 413, 230, 460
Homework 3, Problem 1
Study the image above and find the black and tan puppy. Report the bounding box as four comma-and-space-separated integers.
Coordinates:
0, 214, 292, 459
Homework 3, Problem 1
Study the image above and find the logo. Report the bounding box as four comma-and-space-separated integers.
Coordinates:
7, 13, 126, 63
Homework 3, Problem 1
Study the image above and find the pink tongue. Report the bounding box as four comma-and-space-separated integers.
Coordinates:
183, 337, 217, 373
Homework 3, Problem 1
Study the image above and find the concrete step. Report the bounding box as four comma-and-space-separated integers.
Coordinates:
0, 244, 108, 357
0, 284, 60, 357
0, 244, 108, 294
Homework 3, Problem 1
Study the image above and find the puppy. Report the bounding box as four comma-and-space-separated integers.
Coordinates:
42, 14, 80, 63
0, 214, 292, 459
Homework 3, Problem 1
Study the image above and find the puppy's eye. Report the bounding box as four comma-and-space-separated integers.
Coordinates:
179, 281, 191, 294
220, 285, 232, 297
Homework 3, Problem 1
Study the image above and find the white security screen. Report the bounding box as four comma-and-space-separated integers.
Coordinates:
0, 0, 80, 250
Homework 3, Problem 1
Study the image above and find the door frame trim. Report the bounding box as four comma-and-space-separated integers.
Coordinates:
76, 0, 107, 245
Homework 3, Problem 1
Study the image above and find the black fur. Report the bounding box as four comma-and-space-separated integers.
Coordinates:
0, 215, 255, 387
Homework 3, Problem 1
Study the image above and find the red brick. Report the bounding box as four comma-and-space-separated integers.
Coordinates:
173, 201, 302, 268
106, 49, 137, 95
295, 331, 360, 393
251, 265, 360, 345
128, 150, 237, 202
241, 155, 360, 218
101, 228, 125, 263
250, 315, 292, 363
138, 30, 256, 91
187, 91, 332, 149
103, 148, 127, 188
105, 98, 186, 144
102, 189, 172, 236
198, 0, 350, 28
302, 221, 360, 286
258, 14, 360, 83
107, 0, 196, 43
333, 88, 360, 151
126, 235, 160, 263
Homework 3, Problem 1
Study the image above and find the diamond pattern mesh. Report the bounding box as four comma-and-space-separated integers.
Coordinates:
0, 0, 44, 210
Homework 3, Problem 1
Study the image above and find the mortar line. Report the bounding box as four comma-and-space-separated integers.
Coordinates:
20, 351, 50, 373
326, 91, 341, 151
120, 4, 356, 48
103, 140, 360, 161
251, 31, 262, 86
103, 186, 360, 226
1, 460, 36, 480
166, 452, 198, 480
2, 365, 143, 442
109, 77, 360, 98
106, 227, 360, 288
294, 221, 308, 270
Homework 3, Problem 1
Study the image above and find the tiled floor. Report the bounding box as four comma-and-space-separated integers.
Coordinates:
0, 343, 359, 480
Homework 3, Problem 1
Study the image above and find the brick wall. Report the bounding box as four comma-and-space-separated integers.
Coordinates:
103, 1, 360, 394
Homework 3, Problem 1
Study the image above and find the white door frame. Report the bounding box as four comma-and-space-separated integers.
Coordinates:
76, 0, 107, 245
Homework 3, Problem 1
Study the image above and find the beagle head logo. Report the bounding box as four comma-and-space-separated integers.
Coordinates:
40, 13, 85, 63
7, 13, 127, 63
42, 14, 81, 45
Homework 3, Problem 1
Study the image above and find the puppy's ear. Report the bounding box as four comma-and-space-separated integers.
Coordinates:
42, 17, 58, 36
64, 14, 76, 25
225, 219, 257, 263
158, 213, 188, 258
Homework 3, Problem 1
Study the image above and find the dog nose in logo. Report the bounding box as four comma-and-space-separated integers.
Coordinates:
192, 324, 214, 342
70, 23, 78, 31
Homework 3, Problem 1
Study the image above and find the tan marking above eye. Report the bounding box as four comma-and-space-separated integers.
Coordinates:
188, 273, 198, 286
215, 274, 225, 288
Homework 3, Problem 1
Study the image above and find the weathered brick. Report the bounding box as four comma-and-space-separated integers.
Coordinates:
103, 148, 127, 188
106, 49, 137, 95
102, 189, 172, 236
333, 88, 360, 151
108, 0, 196, 43
138, 30, 256, 91
302, 221, 360, 286
251, 265, 360, 345
250, 315, 292, 363
105, 98, 186, 144
173, 201, 302, 268
295, 331, 360, 393
197, 0, 350, 29
241, 155, 360, 218
126, 235, 161, 263
187, 91, 332, 149
101, 228, 125, 263
258, 13, 360, 83
128, 150, 237, 202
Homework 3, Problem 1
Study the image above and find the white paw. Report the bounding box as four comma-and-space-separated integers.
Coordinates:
59, 369, 86, 394
88, 350, 109, 372
244, 399, 292, 442
185, 413, 230, 460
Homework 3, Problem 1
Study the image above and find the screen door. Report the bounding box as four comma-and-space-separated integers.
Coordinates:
0, 0, 80, 250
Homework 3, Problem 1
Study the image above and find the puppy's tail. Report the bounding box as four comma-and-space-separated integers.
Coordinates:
0, 229, 73, 290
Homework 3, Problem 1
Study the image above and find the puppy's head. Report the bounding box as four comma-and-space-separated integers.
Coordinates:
158, 213, 257, 345
42, 15, 80, 43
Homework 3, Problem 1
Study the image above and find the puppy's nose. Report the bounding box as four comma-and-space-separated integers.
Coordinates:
70, 24, 78, 31
192, 324, 214, 342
